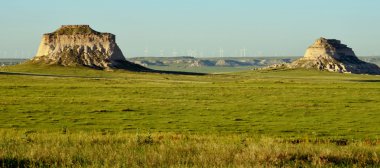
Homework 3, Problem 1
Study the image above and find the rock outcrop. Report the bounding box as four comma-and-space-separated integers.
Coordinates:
30, 25, 148, 71
267, 38, 380, 75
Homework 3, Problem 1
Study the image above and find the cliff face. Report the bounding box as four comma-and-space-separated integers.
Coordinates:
31, 25, 148, 71
288, 38, 380, 74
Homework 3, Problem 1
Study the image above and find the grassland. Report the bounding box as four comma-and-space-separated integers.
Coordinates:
1, 64, 380, 167
2, 130, 380, 167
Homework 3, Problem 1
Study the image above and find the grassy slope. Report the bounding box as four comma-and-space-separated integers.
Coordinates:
1, 64, 380, 139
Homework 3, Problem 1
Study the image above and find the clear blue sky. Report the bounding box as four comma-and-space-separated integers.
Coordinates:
0, 0, 379, 58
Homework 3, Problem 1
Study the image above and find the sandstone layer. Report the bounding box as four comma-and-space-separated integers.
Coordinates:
30, 25, 148, 71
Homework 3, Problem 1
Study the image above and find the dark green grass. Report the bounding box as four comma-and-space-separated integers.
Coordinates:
147, 65, 253, 73
1, 64, 380, 139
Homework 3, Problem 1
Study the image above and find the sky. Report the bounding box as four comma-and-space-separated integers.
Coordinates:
0, 0, 379, 58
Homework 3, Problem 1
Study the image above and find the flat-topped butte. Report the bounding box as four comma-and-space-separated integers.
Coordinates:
266, 37, 380, 75
29, 25, 148, 71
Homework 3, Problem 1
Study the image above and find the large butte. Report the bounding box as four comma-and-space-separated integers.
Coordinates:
269, 37, 380, 75
29, 25, 149, 71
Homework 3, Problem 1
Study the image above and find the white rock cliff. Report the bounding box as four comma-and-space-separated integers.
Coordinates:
267, 38, 380, 75
31, 25, 148, 71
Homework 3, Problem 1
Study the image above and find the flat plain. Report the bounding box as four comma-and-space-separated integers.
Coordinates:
1, 64, 380, 167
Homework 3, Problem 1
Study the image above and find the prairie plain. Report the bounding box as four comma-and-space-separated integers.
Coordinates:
1, 64, 380, 167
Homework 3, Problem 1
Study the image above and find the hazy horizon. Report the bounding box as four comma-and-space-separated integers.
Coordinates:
1, 0, 380, 58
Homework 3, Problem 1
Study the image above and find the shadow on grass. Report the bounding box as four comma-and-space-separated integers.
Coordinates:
150, 69, 206, 76
348, 80, 380, 83
0, 157, 91, 167
0, 71, 107, 79
288, 154, 376, 166
0, 69, 206, 78
0, 158, 48, 167
0, 61, 207, 78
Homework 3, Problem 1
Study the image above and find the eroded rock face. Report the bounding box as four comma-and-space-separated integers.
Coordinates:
31, 25, 148, 71
270, 38, 380, 74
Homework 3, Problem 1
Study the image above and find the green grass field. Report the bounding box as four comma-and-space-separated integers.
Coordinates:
147, 65, 254, 73
1, 64, 380, 167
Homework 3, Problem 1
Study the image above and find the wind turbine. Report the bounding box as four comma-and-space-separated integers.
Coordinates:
172, 49, 177, 57
219, 48, 224, 57
144, 47, 149, 57
124, 50, 128, 57
243, 48, 247, 57
193, 50, 198, 57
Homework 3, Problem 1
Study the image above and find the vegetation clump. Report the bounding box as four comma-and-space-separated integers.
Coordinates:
51, 25, 101, 35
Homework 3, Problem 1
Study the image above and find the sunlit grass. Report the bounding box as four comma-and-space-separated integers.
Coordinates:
1, 130, 379, 167
1, 64, 380, 166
